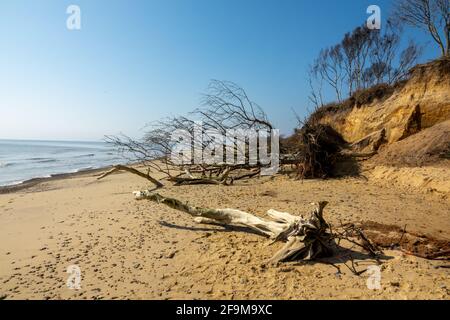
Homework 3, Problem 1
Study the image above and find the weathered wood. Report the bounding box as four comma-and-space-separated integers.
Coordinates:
134, 191, 335, 263
169, 167, 232, 186
134, 191, 286, 237
98, 165, 164, 188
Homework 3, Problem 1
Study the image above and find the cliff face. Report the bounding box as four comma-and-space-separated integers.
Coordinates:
317, 58, 450, 145
369, 120, 450, 167
310, 58, 450, 197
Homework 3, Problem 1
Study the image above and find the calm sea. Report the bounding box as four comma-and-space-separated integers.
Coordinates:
0, 139, 124, 186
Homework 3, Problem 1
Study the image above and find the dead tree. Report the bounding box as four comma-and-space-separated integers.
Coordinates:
394, 0, 449, 57
104, 80, 276, 186
311, 23, 421, 100
104, 79, 353, 183
133, 191, 381, 268
313, 45, 345, 102
135, 191, 335, 263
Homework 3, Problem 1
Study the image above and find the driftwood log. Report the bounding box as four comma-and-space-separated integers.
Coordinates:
134, 191, 335, 263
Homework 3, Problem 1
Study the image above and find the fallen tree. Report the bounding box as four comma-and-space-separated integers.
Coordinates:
103, 80, 276, 185
133, 191, 381, 266
102, 80, 351, 187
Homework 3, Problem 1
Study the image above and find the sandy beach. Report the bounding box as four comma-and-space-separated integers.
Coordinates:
2, 0, 450, 306
0, 168, 449, 300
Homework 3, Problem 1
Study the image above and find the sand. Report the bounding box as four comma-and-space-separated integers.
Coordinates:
0, 169, 449, 300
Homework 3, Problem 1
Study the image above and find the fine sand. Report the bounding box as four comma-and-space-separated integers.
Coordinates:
0, 168, 449, 300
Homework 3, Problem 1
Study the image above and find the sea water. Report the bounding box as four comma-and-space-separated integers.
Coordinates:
0, 139, 124, 186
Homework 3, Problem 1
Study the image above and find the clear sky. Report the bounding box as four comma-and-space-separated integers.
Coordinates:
0, 0, 439, 141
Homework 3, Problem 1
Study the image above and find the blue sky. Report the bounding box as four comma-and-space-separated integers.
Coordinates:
0, 0, 439, 140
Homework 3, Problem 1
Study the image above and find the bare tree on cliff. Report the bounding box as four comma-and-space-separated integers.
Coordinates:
364, 22, 422, 86
313, 45, 345, 102
394, 0, 450, 57
308, 23, 421, 105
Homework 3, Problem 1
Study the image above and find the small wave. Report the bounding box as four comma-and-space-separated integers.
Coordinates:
36, 159, 58, 164
74, 153, 95, 158
75, 167, 94, 172
26, 157, 59, 163
0, 162, 14, 168
0, 174, 52, 187
0, 180, 24, 187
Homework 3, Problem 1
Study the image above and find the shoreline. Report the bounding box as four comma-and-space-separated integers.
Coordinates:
0, 166, 114, 194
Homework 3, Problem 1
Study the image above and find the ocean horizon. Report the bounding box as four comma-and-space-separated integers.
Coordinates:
0, 139, 124, 186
